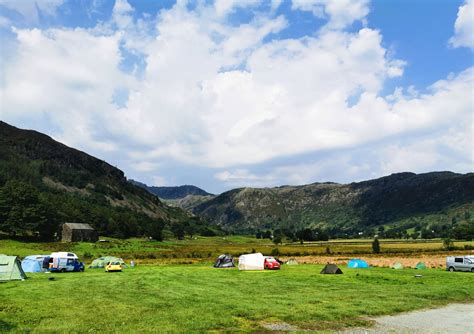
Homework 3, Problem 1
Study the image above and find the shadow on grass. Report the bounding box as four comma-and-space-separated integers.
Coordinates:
0, 320, 16, 332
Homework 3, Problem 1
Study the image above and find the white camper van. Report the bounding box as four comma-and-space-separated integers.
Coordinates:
446, 256, 474, 272
49, 252, 85, 272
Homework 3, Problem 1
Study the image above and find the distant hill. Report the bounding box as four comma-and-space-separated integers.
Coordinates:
192, 172, 474, 238
130, 181, 213, 199
0, 121, 196, 240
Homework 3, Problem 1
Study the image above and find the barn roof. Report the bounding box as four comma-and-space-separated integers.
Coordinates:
63, 223, 95, 230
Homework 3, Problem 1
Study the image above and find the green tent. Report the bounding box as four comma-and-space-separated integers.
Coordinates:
0, 255, 27, 281
392, 262, 404, 269
320, 264, 343, 274
286, 258, 299, 265
89, 256, 127, 268
415, 262, 427, 270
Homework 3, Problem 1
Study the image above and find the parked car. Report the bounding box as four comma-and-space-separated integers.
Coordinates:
446, 256, 474, 272
105, 261, 123, 272
264, 257, 281, 270
49, 252, 85, 273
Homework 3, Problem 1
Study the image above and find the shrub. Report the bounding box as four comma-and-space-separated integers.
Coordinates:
372, 237, 380, 254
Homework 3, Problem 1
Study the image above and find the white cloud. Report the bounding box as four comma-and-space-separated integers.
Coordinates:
0, 0, 64, 23
1, 0, 472, 189
214, 0, 261, 18
292, 0, 370, 29
112, 0, 134, 29
449, 0, 474, 49
0, 27, 131, 152
131, 161, 161, 173
0, 15, 11, 28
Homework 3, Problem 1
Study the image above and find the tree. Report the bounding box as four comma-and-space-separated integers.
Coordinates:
442, 238, 454, 251
200, 227, 217, 236
147, 219, 165, 241
296, 228, 315, 242
171, 223, 185, 240
272, 235, 282, 245
372, 237, 380, 254
263, 230, 272, 239
452, 222, 474, 241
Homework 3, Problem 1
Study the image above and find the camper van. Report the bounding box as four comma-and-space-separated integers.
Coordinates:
446, 256, 474, 272
48, 252, 85, 273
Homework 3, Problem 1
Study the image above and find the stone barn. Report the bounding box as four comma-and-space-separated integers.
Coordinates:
61, 223, 98, 242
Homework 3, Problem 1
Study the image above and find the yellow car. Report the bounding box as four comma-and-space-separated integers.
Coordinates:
105, 261, 123, 272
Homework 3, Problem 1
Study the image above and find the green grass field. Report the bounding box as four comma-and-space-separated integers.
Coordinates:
1, 236, 473, 263
1, 265, 473, 333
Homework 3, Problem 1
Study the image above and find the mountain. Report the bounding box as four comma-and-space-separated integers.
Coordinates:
130, 181, 213, 199
0, 121, 192, 240
192, 172, 474, 238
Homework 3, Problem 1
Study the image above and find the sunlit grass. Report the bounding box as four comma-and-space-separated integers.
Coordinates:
1, 264, 473, 333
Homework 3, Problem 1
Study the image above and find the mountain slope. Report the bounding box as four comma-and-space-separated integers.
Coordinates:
193, 172, 474, 237
0, 121, 190, 239
130, 181, 213, 199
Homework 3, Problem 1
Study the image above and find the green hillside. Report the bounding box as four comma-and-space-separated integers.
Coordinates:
193, 173, 474, 238
0, 121, 208, 240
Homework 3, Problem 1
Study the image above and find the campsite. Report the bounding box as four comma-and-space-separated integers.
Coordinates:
1, 237, 474, 332
1, 262, 473, 332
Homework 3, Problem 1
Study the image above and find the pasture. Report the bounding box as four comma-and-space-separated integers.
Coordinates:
1, 236, 473, 263
1, 264, 473, 333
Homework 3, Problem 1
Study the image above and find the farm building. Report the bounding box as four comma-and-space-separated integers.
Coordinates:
61, 223, 98, 242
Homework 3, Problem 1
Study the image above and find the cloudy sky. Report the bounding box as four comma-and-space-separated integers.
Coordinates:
0, 0, 472, 194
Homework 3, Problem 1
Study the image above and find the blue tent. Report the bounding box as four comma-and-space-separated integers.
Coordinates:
347, 259, 369, 269
21, 255, 49, 273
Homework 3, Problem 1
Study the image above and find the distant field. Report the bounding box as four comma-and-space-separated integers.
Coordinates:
1, 237, 473, 265
1, 265, 473, 333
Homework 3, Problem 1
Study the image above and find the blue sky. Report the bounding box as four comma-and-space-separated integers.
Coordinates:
0, 0, 472, 194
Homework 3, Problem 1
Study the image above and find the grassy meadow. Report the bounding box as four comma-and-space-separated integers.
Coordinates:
1, 236, 474, 264
1, 264, 473, 333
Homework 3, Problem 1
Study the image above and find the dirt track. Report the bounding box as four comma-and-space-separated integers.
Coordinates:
343, 303, 474, 333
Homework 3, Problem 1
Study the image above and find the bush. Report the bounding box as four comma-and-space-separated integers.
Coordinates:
271, 248, 280, 256
272, 235, 282, 245
372, 237, 380, 254
443, 238, 454, 251
83, 252, 93, 259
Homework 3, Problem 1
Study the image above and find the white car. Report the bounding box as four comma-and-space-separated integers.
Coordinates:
446, 256, 474, 272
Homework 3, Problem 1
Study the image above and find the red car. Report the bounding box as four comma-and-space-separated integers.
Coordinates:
264, 257, 281, 270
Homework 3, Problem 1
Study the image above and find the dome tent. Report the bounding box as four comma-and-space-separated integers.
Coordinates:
415, 262, 427, 270
89, 256, 127, 269
214, 254, 235, 268
392, 262, 404, 270
320, 264, 343, 274
21, 255, 50, 273
286, 258, 299, 265
347, 259, 369, 269
0, 255, 27, 281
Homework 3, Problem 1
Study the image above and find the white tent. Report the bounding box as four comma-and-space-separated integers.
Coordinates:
238, 253, 265, 270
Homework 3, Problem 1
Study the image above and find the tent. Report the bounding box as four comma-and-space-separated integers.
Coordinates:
0, 255, 27, 281
320, 264, 343, 274
286, 258, 299, 265
21, 255, 50, 273
89, 256, 127, 269
392, 262, 404, 270
347, 259, 369, 269
213, 254, 235, 268
238, 253, 265, 270
415, 262, 427, 270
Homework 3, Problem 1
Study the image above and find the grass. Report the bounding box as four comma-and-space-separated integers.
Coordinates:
1, 264, 473, 333
1, 237, 473, 263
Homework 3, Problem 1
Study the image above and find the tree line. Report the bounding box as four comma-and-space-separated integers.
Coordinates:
0, 179, 220, 241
